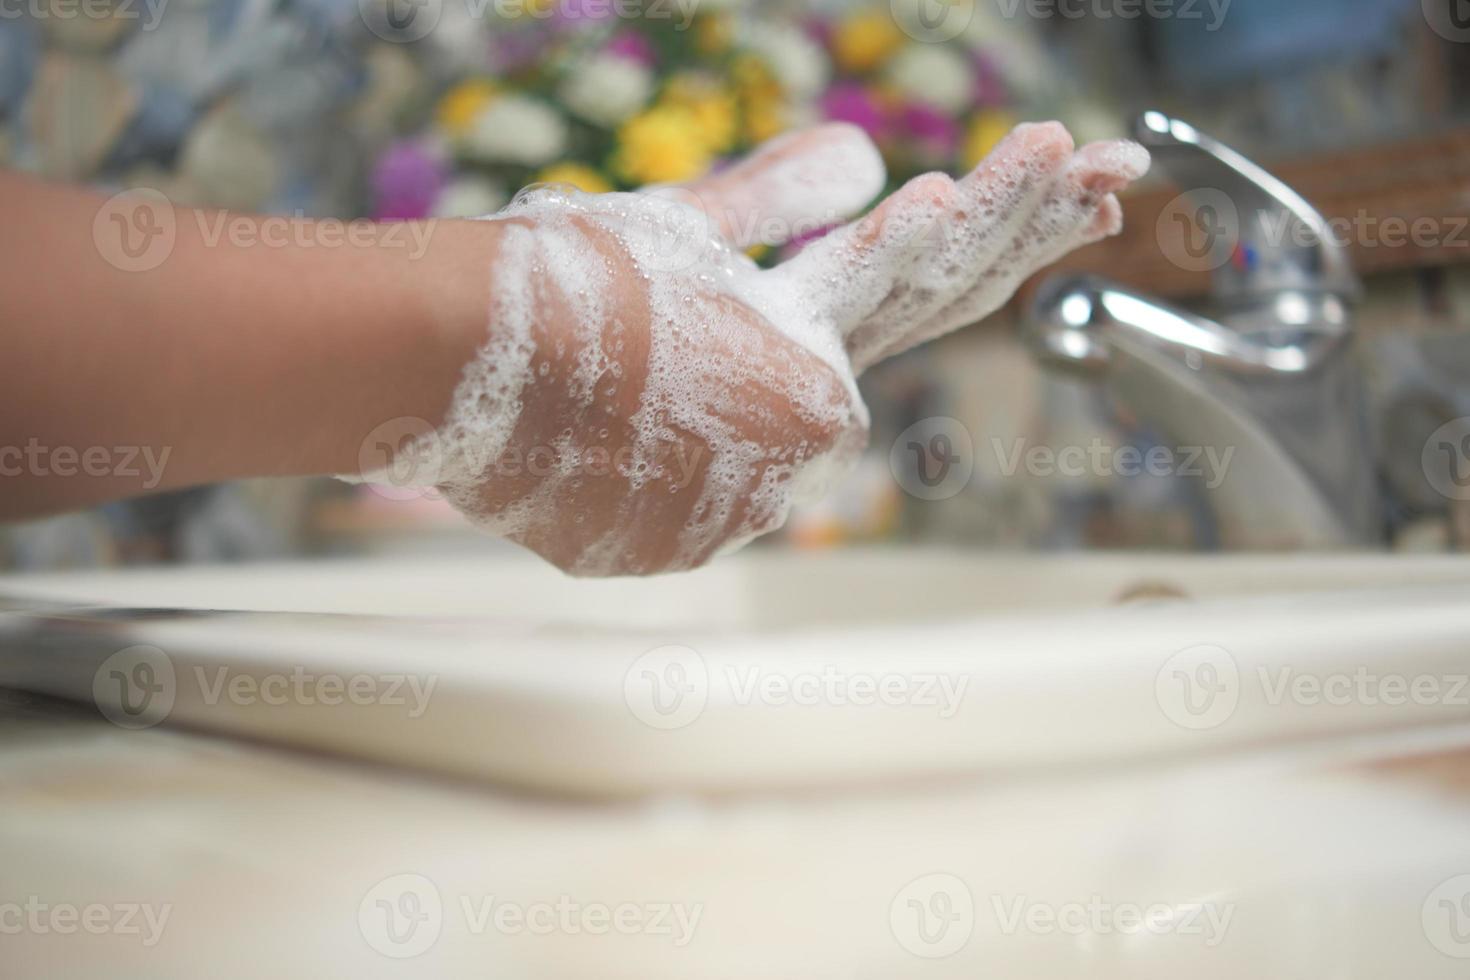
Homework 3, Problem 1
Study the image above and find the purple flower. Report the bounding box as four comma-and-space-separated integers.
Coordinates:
490, 29, 551, 73
371, 141, 444, 221
820, 82, 889, 141
900, 102, 959, 157
604, 29, 655, 66
971, 51, 1009, 107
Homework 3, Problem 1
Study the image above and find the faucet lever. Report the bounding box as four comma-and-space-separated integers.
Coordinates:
1134, 111, 1360, 308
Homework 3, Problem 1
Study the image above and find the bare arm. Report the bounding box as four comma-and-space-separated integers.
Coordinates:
0, 170, 494, 518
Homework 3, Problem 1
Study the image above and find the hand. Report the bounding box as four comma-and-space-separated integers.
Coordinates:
411, 121, 1148, 576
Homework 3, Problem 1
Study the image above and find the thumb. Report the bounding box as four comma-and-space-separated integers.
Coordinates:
665, 123, 887, 249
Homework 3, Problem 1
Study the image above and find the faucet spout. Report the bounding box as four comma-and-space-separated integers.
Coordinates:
1025, 275, 1382, 549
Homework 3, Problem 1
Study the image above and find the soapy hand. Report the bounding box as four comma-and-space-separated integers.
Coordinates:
404, 121, 1148, 575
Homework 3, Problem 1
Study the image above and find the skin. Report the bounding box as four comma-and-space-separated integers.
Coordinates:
0, 121, 1147, 575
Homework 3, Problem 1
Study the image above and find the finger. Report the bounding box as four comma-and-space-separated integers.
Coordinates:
861, 143, 1147, 368
841, 122, 1075, 370
769, 171, 957, 335
668, 123, 886, 249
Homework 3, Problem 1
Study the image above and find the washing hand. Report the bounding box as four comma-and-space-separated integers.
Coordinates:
406, 121, 1149, 576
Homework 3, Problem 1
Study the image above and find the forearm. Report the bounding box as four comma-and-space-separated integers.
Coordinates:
0, 172, 494, 519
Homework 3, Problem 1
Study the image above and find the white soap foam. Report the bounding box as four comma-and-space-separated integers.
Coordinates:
354, 127, 1148, 576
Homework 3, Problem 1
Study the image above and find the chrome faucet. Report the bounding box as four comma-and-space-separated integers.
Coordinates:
1025, 112, 1381, 549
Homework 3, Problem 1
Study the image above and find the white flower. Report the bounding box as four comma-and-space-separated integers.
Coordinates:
885, 44, 974, 115
463, 95, 568, 167
744, 22, 829, 102
432, 176, 509, 218
558, 53, 654, 127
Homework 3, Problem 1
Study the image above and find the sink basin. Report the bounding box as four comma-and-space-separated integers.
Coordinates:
2, 549, 1469, 795
3, 549, 1470, 979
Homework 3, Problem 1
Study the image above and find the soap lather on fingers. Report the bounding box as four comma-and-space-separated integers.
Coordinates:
371, 120, 1149, 577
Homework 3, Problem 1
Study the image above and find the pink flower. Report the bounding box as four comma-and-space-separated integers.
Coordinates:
371, 141, 444, 221
899, 102, 959, 157
820, 82, 889, 141
604, 29, 655, 66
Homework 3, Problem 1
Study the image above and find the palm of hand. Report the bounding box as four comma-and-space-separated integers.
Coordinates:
436, 122, 1148, 575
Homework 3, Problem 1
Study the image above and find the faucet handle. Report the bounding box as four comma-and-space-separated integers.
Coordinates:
1134, 111, 1360, 308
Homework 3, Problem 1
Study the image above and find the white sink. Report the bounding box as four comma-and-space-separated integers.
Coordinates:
2, 549, 1470, 794
2, 550, 1470, 978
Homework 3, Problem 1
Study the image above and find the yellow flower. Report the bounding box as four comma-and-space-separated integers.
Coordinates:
963, 111, 1017, 170
832, 9, 905, 73
535, 162, 613, 194
695, 12, 733, 55
436, 79, 499, 139
744, 96, 787, 144
662, 74, 738, 154
612, 106, 715, 185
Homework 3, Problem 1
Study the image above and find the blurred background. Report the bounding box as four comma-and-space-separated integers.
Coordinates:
3, 0, 1468, 568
